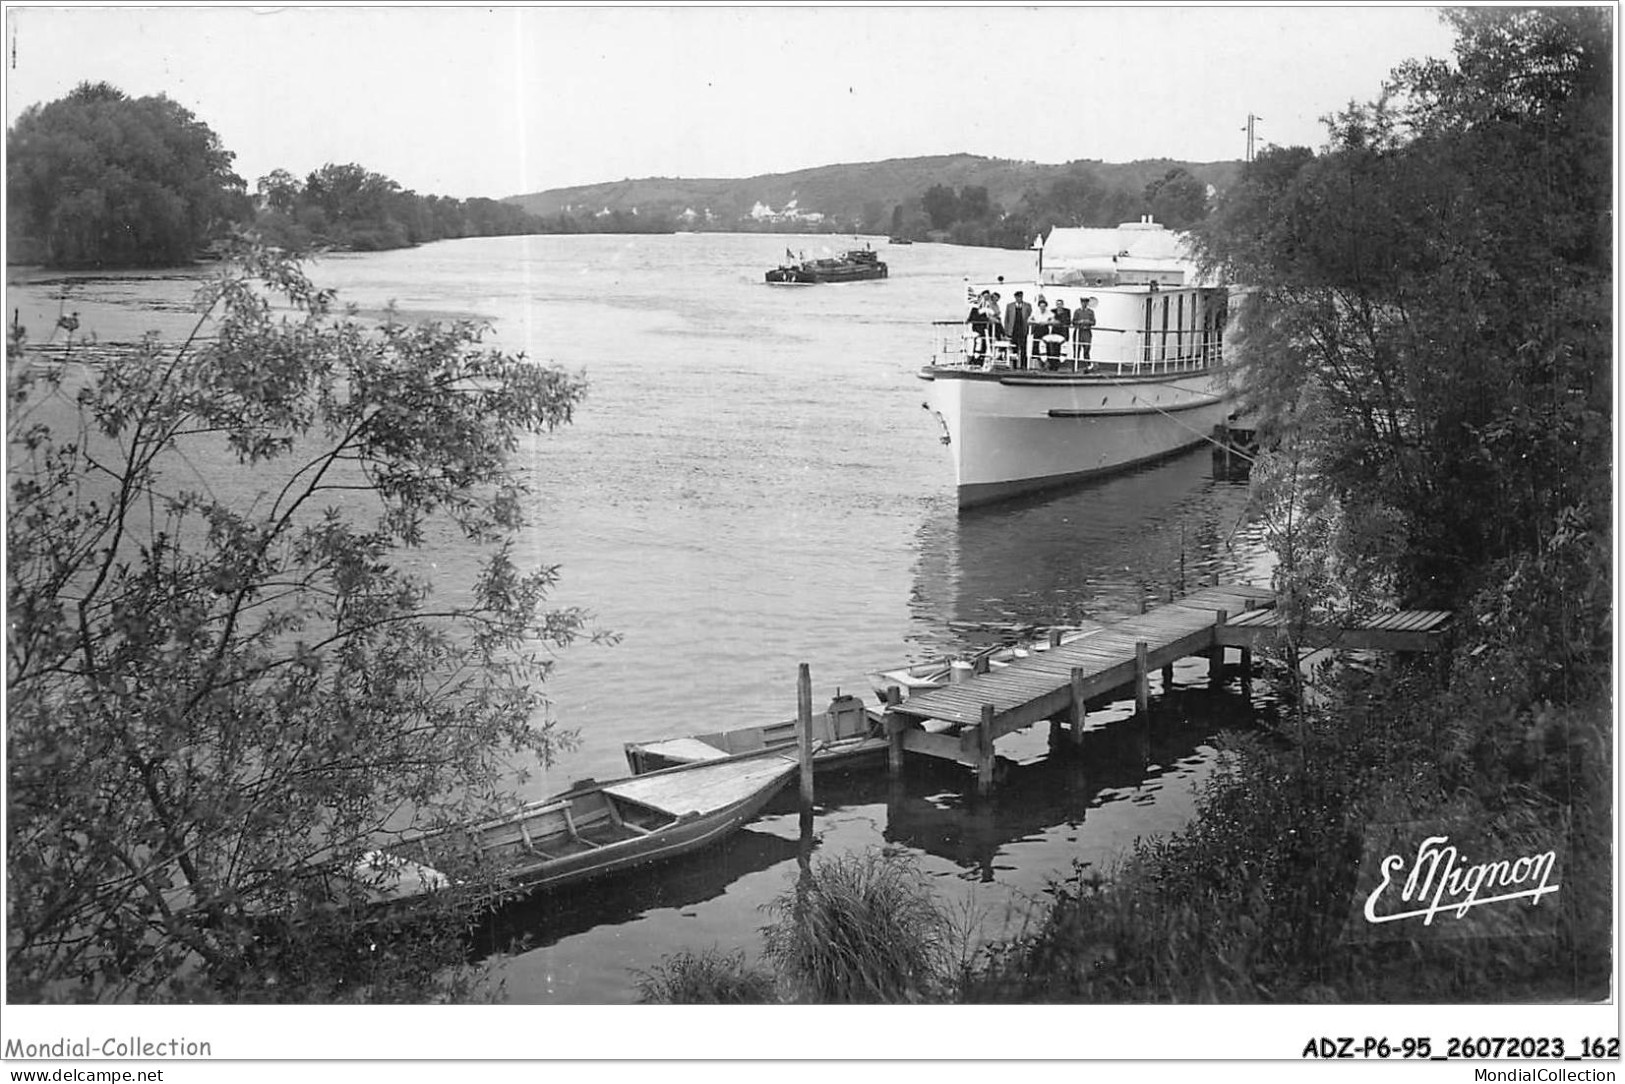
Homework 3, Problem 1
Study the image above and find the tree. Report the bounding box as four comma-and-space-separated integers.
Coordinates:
249, 165, 550, 252
7, 82, 248, 267
957, 185, 992, 222
7, 242, 601, 1001
1144, 167, 1208, 228
921, 184, 961, 231
255, 169, 302, 216
1036, 169, 1108, 226
1195, 6, 1610, 699
1007, 168, 1142, 240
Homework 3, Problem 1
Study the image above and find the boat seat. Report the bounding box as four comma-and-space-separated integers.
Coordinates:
560, 804, 602, 848
604, 798, 653, 835
516, 819, 558, 859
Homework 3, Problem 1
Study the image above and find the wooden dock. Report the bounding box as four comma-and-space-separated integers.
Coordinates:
1215, 607, 1454, 653
881, 584, 1452, 793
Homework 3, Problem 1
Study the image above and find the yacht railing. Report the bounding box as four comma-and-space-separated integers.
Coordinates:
930, 321, 1224, 375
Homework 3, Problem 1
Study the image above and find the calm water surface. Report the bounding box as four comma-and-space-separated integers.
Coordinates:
10, 234, 1272, 1003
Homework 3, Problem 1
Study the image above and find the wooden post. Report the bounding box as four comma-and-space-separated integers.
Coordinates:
883, 687, 905, 778
1070, 666, 1087, 747
977, 703, 996, 796
1210, 610, 1228, 691
1161, 659, 1174, 694
1135, 641, 1149, 717
797, 663, 815, 808
973, 653, 990, 676
1048, 628, 1063, 648
1138, 589, 1148, 615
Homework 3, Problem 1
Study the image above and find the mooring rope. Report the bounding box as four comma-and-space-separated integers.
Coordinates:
1129, 385, 1260, 465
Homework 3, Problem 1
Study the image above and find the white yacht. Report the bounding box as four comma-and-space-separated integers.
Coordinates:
920, 218, 1236, 508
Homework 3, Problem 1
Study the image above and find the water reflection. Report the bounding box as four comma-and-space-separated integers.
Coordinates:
484, 446, 1272, 998
473, 826, 800, 958
804, 681, 1263, 885
908, 445, 1262, 657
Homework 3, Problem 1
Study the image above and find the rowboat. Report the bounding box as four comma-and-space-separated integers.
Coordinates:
389, 750, 800, 896
624, 693, 887, 774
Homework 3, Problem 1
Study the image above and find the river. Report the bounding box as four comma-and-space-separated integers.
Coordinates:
8, 232, 1273, 1003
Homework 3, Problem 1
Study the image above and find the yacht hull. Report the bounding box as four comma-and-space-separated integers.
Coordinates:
920, 367, 1234, 508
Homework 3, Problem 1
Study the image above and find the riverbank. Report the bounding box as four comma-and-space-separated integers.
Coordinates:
643, 653, 1610, 1004
963, 673, 1610, 1003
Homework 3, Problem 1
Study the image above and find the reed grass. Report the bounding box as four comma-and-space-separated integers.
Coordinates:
632, 947, 777, 1004
760, 847, 955, 1003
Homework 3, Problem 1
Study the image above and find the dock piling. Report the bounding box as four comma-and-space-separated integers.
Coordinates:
977, 703, 996, 796
1210, 610, 1228, 690
796, 663, 815, 808
883, 685, 905, 777
1135, 641, 1150, 717
1070, 667, 1087, 747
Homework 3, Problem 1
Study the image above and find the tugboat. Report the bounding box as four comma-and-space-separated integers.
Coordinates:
918, 217, 1237, 508
765, 245, 888, 284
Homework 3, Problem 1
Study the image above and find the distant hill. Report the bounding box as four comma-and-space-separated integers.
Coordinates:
504, 153, 1243, 231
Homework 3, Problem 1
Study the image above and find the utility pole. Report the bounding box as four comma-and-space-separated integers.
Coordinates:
1241, 113, 1263, 162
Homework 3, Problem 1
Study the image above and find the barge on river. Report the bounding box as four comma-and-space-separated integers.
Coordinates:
766, 245, 888, 284
920, 218, 1236, 508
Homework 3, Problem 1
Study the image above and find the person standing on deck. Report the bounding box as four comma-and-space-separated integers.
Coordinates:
1074, 297, 1097, 367
966, 291, 993, 363
1004, 290, 1032, 369
1032, 297, 1057, 371
1050, 298, 1071, 370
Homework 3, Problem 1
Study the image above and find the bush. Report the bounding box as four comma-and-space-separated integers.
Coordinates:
966, 670, 1611, 1004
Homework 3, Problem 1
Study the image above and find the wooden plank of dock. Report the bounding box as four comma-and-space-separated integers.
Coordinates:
891, 584, 1275, 742
882, 586, 1453, 791
1215, 608, 1453, 653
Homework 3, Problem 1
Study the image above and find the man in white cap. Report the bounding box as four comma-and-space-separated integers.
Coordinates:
1003, 290, 1032, 369
1074, 297, 1097, 367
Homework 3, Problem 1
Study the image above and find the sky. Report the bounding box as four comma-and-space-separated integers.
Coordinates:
4, 5, 1465, 201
